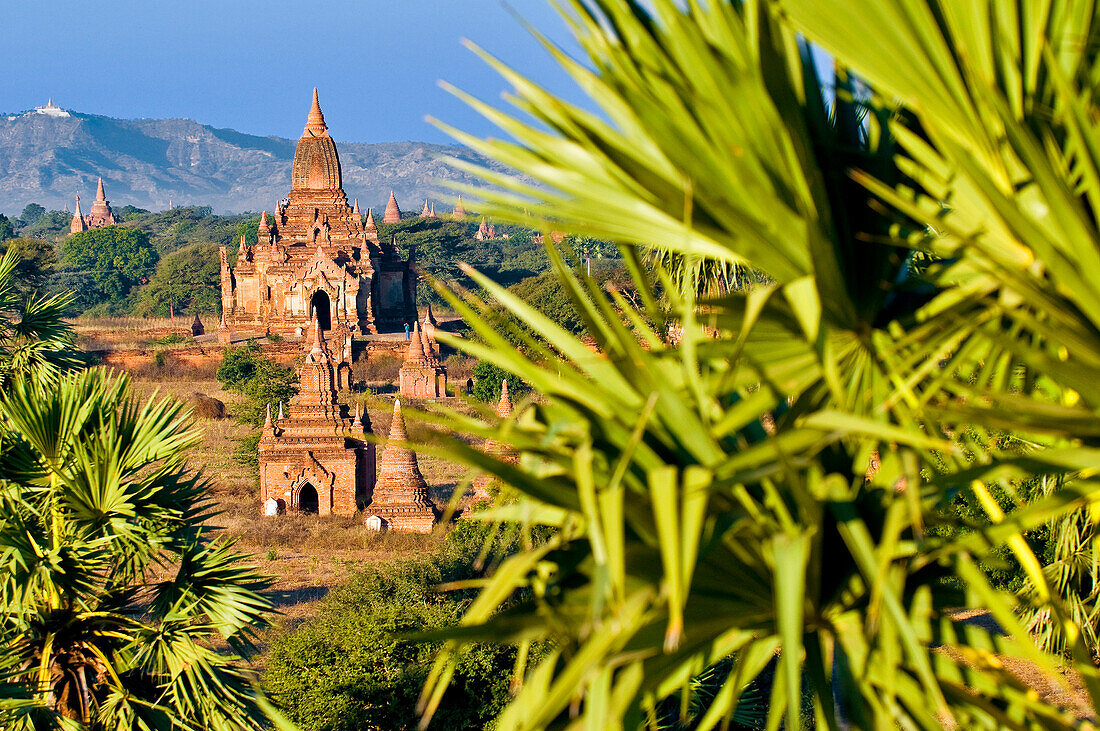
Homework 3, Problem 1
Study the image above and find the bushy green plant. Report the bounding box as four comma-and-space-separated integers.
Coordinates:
471, 360, 528, 404
216, 340, 298, 427
263, 522, 522, 731
61, 226, 158, 314
135, 242, 221, 317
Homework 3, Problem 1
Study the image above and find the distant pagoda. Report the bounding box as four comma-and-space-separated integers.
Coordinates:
69, 177, 118, 233
366, 398, 437, 532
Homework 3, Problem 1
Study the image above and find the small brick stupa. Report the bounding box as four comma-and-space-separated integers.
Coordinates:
399, 321, 446, 398
383, 191, 402, 224
366, 399, 437, 532
472, 379, 516, 500
258, 320, 374, 515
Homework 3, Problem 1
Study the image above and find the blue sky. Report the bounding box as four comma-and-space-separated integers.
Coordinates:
4, 1, 583, 144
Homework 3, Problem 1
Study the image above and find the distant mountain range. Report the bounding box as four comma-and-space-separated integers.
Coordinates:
0, 103, 498, 216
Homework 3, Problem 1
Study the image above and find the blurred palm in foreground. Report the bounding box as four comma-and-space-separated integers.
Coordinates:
417, 0, 1100, 728
0, 244, 275, 727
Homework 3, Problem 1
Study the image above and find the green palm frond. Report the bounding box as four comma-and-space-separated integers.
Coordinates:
411, 0, 1100, 728
0, 369, 275, 729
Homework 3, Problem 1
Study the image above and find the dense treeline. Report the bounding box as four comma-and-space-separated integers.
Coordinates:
1, 202, 619, 321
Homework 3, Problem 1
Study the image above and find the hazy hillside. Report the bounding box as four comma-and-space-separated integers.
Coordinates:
0, 106, 496, 215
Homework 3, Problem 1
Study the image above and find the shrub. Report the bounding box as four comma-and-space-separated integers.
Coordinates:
217, 340, 298, 426
188, 392, 226, 419
263, 523, 521, 731
471, 360, 528, 403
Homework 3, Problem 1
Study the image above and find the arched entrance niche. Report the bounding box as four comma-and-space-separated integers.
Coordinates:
310, 290, 331, 330
298, 483, 319, 514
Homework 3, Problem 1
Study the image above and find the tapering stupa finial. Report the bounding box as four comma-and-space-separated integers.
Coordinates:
305, 87, 327, 135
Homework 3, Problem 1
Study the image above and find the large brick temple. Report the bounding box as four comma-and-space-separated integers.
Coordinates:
258, 321, 373, 516
220, 89, 418, 335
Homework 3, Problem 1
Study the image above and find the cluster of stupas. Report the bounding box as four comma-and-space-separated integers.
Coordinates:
399, 303, 447, 398
257, 303, 517, 529
69, 177, 118, 233
259, 319, 438, 532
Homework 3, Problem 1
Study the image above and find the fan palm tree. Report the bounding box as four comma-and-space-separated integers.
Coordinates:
412, 0, 1100, 728
0, 369, 275, 730
0, 248, 80, 388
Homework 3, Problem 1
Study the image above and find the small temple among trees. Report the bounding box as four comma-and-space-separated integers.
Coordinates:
220, 89, 418, 337
69, 177, 118, 233
258, 321, 373, 516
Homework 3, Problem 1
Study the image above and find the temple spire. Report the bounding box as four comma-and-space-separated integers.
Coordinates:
452, 196, 466, 219
309, 316, 329, 362
352, 198, 360, 218
420, 200, 431, 217
405, 322, 428, 365
95, 177, 106, 202
305, 87, 327, 135
388, 399, 408, 441
258, 210, 270, 231
70, 195, 87, 234
383, 191, 402, 223
497, 379, 513, 417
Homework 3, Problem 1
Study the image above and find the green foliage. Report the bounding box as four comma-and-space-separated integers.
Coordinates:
263, 522, 522, 731
0, 214, 14, 244
61, 225, 158, 314
412, 0, 1100, 728
0, 248, 79, 388
15, 204, 45, 229
216, 341, 298, 427
0, 369, 275, 729
376, 217, 584, 303
114, 204, 150, 221
135, 242, 221, 317
122, 206, 255, 257
0, 238, 56, 296
15, 209, 71, 242
471, 361, 528, 404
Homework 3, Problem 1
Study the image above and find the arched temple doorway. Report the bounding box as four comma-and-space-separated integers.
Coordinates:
311, 291, 332, 330
298, 483, 319, 514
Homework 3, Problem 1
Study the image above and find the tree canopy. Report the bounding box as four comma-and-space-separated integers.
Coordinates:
61, 226, 158, 315
135, 242, 221, 317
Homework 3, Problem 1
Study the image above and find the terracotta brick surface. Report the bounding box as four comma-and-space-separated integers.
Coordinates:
368, 399, 437, 532
258, 322, 373, 517
399, 321, 447, 399
220, 89, 417, 337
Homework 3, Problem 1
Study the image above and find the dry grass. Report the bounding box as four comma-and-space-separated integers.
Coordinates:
354, 350, 403, 383
70, 315, 199, 352
122, 352, 221, 382
70, 315, 183, 331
